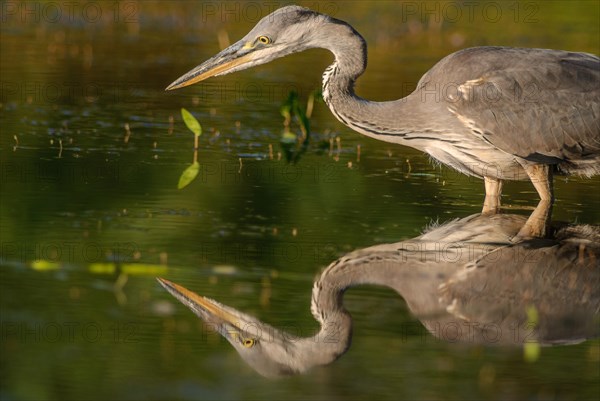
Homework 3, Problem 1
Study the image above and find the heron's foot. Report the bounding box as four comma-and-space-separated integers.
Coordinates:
482, 177, 503, 214
512, 199, 553, 241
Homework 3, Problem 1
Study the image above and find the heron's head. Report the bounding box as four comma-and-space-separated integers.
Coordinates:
166, 5, 339, 90
157, 278, 335, 378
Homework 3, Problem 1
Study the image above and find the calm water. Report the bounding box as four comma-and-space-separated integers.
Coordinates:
1, 1, 599, 400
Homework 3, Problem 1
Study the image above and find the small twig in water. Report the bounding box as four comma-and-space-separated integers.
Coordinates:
124, 123, 131, 143
334, 136, 341, 161
168, 115, 174, 135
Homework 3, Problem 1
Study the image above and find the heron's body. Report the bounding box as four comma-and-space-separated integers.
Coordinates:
324, 45, 600, 181
167, 5, 600, 236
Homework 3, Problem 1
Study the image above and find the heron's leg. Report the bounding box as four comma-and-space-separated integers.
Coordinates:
482, 176, 503, 214
524, 164, 554, 201
515, 164, 554, 239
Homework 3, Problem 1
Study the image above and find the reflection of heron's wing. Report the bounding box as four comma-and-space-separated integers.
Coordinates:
438, 225, 600, 345
417, 213, 525, 244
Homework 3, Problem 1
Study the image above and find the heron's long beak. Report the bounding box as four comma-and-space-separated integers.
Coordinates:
156, 278, 242, 330
166, 41, 257, 90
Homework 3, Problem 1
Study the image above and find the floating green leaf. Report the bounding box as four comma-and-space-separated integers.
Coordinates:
212, 265, 238, 275
523, 305, 540, 363
121, 263, 168, 275
181, 108, 202, 137
89, 262, 116, 274
524, 341, 540, 363
178, 161, 200, 189
526, 305, 539, 326
31, 260, 61, 271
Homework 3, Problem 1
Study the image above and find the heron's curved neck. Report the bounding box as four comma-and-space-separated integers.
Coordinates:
319, 20, 367, 111
320, 20, 367, 100
316, 19, 437, 146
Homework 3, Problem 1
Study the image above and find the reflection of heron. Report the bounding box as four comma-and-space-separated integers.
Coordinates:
157, 214, 599, 378
167, 5, 600, 237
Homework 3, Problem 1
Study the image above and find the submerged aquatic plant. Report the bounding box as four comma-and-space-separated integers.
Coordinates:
279, 89, 322, 163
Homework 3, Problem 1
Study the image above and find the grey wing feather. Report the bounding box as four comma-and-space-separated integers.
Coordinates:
446, 49, 600, 168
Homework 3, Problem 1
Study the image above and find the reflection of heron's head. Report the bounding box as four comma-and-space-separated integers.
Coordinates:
157, 278, 348, 378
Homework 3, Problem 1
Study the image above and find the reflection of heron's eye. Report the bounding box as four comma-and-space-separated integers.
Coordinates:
258, 36, 271, 45
243, 338, 255, 348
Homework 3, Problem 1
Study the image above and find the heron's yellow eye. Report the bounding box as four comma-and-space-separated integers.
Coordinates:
258, 36, 271, 45
242, 338, 256, 348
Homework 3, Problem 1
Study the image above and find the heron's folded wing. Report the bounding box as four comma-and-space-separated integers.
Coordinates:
447, 53, 600, 165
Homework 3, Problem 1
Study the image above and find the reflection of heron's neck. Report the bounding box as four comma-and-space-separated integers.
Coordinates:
289, 213, 522, 370
296, 216, 500, 369
293, 252, 399, 369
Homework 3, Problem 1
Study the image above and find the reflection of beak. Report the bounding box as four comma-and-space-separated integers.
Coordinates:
156, 277, 239, 327
166, 42, 255, 90
156, 278, 241, 331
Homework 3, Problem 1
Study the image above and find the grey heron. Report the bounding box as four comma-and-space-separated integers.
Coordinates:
166, 5, 600, 238
157, 213, 600, 378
